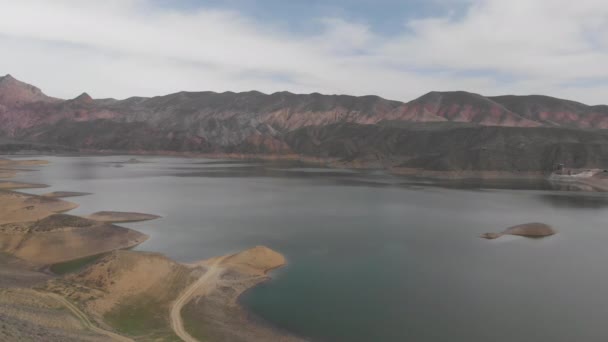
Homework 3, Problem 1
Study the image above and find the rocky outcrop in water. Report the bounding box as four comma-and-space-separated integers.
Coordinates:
481, 223, 557, 239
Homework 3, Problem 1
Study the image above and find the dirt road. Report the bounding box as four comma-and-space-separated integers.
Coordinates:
40, 291, 134, 342
170, 257, 228, 342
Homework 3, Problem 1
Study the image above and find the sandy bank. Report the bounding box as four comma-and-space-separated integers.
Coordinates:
85, 211, 161, 223
45, 246, 298, 342
0, 169, 17, 178
0, 158, 48, 186
0, 190, 79, 225
42, 191, 92, 198
0, 214, 148, 265
180, 247, 302, 342
0, 181, 49, 190
0, 160, 148, 265
0, 159, 49, 167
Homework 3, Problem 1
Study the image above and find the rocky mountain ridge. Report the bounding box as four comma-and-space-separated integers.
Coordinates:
1, 74, 608, 172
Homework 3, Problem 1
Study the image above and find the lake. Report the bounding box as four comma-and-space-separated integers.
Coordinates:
8, 155, 608, 341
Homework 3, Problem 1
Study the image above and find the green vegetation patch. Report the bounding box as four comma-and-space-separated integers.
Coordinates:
182, 300, 212, 341
103, 268, 194, 341
31, 214, 95, 232
104, 295, 172, 337
49, 253, 106, 275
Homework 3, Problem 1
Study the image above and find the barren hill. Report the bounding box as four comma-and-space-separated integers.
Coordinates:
3, 74, 608, 172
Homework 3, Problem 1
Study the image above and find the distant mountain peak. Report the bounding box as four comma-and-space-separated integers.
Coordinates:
404, 90, 541, 127
1, 74, 15, 82
73, 92, 93, 103
0, 74, 56, 106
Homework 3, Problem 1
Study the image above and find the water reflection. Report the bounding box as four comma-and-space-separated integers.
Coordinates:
538, 193, 608, 209
10, 155, 608, 342
171, 164, 605, 193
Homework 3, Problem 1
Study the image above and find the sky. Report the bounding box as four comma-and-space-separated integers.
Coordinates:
0, 0, 607, 104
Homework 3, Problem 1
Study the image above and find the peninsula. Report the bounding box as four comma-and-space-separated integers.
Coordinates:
0, 158, 299, 342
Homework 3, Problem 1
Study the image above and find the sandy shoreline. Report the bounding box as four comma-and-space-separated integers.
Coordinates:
0, 157, 300, 342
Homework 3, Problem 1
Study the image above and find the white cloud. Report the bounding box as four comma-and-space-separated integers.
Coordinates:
0, 0, 607, 104
387, 0, 608, 79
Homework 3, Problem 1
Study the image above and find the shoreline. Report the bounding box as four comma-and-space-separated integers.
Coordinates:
548, 175, 608, 192
236, 268, 311, 342
15, 150, 608, 190
0, 157, 298, 341
4, 150, 558, 182
239, 295, 307, 341
4, 155, 608, 341
8, 150, 608, 188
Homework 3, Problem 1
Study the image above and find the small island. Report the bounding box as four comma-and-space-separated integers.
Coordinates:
41, 191, 92, 198
481, 222, 557, 240
85, 211, 162, 223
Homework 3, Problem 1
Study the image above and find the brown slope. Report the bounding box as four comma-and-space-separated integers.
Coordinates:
103, 91, 445, 146
401, 91, 542, 127
0, 89, 120, 136
284, 122, 608, 172
4, 75, 608, 160
0, 214, 148, 265
490, 94, 608, 128
0, 74, 58, 107
0, 74, 63, 136
254, 92, 445, 128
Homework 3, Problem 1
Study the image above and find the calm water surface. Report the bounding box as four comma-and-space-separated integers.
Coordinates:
8, 155, 608, 342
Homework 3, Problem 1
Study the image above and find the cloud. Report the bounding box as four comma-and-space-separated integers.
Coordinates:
0, 0, 607, 104
387, 0, 608, 79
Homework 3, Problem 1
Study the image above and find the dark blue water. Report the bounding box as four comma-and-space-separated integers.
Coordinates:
9, 155, 608, 342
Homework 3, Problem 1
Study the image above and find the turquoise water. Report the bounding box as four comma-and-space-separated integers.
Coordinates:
9, 155, 608, 341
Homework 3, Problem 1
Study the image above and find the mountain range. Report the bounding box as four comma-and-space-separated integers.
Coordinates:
2, 74, 608, 173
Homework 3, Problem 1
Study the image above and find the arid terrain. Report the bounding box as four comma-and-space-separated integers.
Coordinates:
0, 158, 299, 342
3, 74, 608, 174
84, 211, 162, 224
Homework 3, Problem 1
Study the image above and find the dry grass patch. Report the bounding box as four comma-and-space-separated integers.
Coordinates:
86, 211, 161, 223
0, 214, 148, 265
46, 250, 198, 341
42, 191, 92, 198
0, 190, 78, 225
182, 246, 302, 342
0, 288, 109, 342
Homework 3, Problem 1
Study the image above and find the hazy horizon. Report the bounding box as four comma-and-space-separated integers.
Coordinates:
1, 0, 608, 104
